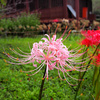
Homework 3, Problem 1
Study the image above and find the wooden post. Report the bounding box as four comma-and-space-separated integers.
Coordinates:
49, 0, 51, 19
75, 0, 79, 20
63, 0, 68, 19
49, 0, 51, 8
75, 0, 79, 30
35, 0, 39, 9
26, 0, 30, 13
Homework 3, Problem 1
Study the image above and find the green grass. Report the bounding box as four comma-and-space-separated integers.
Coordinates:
0, 34, 95, 100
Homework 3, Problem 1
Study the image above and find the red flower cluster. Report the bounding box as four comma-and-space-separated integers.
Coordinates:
52, 19, 59, 23
81, 38, 92, 47
81, 30, 100, 46
95, 53, 100, 65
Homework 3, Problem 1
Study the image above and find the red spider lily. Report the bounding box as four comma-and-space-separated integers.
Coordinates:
94, 53, 100, 65
52, 19, 59, 23
81, 30, 100, 46
81, 38, 93, 47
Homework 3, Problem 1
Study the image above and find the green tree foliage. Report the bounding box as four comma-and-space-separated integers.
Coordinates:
0, 0, 7, 6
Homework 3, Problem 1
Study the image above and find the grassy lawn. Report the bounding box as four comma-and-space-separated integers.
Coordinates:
0, 34, 94, 100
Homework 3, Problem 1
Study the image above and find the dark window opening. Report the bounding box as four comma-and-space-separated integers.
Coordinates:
67, 0, 75, 9
68, 9, 73, 18
29, 0, 35, 11
51, 0, 63, 7
39, 0, 49, 9
16, 0, 26, 10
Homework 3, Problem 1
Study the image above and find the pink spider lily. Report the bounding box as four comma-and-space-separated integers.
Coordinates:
4, 30, 88, 85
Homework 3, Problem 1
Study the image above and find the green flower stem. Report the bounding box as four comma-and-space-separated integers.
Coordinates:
39, 67, 46, 100
75, 43, 100, 100
78, 47, 88, 84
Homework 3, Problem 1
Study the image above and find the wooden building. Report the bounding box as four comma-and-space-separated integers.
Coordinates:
6, 0, 92, 20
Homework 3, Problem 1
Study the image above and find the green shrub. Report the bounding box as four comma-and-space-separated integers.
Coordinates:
12, 13, 40, 28
0, 13, 40, 35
